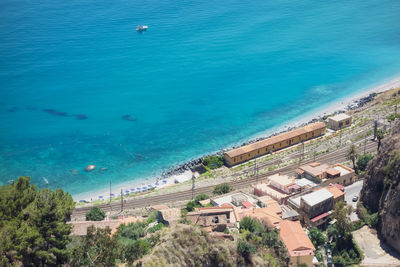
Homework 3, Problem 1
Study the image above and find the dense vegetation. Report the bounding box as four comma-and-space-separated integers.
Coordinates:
238, 217, 290, 266
327, 201, 362, 265
0, 176, 75, 266
203, 155, 224, 169
356, 153, 373, 172
212, 183, 233, 195
86, 206, 106, 221
185, 193, 209, 211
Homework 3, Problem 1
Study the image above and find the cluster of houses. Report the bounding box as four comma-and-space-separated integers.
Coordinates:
155, 161, 354, 267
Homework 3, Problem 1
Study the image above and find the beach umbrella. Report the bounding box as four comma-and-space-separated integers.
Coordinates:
79, 200, 86, 203
148, 184, 152, 187
137, 187, 141, 191
125, 190, 130, 193
155, 181, 159, 185
142, 186, 147, 190
162, 180, 167, 183
130, 188, 135, 191
98, 196, 103, 199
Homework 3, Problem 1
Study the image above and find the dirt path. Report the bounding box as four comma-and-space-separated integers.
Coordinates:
353, 226, 400, 266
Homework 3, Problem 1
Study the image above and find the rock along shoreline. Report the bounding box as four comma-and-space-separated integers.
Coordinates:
160, 92, 377, 179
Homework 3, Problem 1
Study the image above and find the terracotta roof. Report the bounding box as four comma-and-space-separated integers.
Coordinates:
225, 122, 326, 158
242, 201, 254, 209
68, 216, 140, 236
299, 162, 330, 177
326, 168, 340, 176
332, 183, 345, 191
279, 220, 315, 257
244, 199, 282, 228
151, 204, 169, 210
311, 212, 329, 222
325, 185, 345, 199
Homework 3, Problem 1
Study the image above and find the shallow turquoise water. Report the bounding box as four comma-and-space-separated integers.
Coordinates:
1, 0, 400, 196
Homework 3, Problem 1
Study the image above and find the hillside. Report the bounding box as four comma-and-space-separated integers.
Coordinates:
360, 120, 400, 253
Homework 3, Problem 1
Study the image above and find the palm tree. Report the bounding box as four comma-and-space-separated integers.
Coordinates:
346, 144, 359, 171
376, 129, 385, 151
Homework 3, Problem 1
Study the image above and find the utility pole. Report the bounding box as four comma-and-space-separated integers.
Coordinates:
373, 120, 378, 140
364, 136, 367, 155
109, 181, 112, 205
313, 150, 316, 161
302, 141, 305, 160
121, 188, 123, 212
339, 126, 342, 148
191, 172, 195, 200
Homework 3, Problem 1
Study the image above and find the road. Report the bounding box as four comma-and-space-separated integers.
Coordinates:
345, 180, 364, 221
72, 141, 377, 218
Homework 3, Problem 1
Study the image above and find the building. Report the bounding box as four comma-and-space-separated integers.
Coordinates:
279, 220, 315, 267
315, 184, 345, 205
157, 208, 181, 227
328, 113, 352, 130
210, 191, 257, 208
288, 188, 334, 226
68, 216, 139, 236
223, 122, 326, 166
253, 174, 299, 204
296, 162, 355, 186
244, 198, 283, 228
187, 207, 239, 231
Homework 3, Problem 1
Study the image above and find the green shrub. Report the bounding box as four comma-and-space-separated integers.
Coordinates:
146, 210, 158, 224
237, 240, 256, 260
309, 227, 327, 248
203, 155, 224, 169
85, 206, 106, 221
194, 193, 209, 204
147, 222, 164, 233
212, 183, 233, 195
356, 154, 373, 171
125, 239, 150, 264
116, 221, 147, 246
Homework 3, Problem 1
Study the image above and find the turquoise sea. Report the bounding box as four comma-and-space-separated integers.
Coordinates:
1, 0, 400, 197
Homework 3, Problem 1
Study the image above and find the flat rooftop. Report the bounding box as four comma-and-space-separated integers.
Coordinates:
254, 183, 289, 199
332, 165, 351, 175
301, 188, 333, 206
299, 162, 329, 177
295, 178, 317, 188
268, 173, 295, 187
330, 113, 351, 122
212, 192, 257, 207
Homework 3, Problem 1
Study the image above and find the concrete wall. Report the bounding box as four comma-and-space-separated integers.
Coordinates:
290, 254, 314, 267
329, 117, 352, 130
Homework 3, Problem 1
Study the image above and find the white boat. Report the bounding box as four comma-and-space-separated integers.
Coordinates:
136, 25, 148, 32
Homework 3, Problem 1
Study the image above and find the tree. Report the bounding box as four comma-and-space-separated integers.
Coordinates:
70, 226, 120, 267
237, 240, 256, 261
346, 144, 359, 171
203, 156, 224, 169
376, 128, 384, 151
0, 176, 75, 266
125, 239, 150, 264
194, 193, 209, 204
332, 201, 352, 239
86, 206, 106, 221
309, 227, 328, 248
212, 183, 233, 195
356, 154, 373, 171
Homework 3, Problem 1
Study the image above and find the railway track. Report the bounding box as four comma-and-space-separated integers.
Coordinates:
72, 140, 377, 217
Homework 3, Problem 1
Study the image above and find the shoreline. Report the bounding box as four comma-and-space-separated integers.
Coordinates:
73, 76, 400, 201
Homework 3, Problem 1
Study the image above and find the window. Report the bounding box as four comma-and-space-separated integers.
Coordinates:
234, 158, 236, 162
212, 216, 219, 224
248, 153, 250, 157
240, 156, 242, 160
346, 120, 350, 125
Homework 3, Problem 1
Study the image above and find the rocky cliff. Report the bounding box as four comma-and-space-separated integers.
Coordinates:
360, 120, 400, 253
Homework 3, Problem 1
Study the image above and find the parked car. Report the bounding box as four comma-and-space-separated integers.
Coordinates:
352, 195, 359, 202
327, 257, 333, 267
